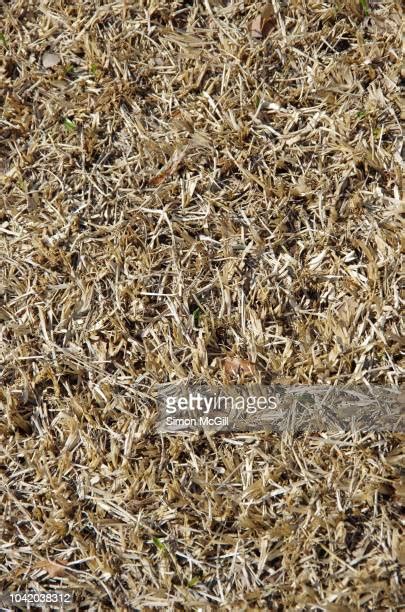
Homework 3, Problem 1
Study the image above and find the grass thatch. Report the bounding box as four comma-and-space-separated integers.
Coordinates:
0, 0, 403, 608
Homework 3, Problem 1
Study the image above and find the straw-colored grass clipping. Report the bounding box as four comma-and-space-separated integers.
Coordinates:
0, 0, 403, 608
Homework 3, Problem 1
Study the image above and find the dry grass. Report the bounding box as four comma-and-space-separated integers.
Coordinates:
0, 0, 404, 609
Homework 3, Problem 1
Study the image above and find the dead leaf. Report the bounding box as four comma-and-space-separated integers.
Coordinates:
223, 356, 256, 378
150, 148, 187, 186
36, 559, 68, 577
249, 15, 263, 39
261, 3, 275, 23
42, 52, 61, 69
249, 4, 275, 39
149, 171, 170, 187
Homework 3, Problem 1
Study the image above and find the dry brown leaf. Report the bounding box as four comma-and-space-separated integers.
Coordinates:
249, 15, 263, 39
249, 3, 275, 39
261, 3, 276, 36
223, 356, 256, 377
36, 559, 68, 577
150, 148, 187, 186
261, 3, 275, 22
42, 52, 60, 69
149, 172, 169, 186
